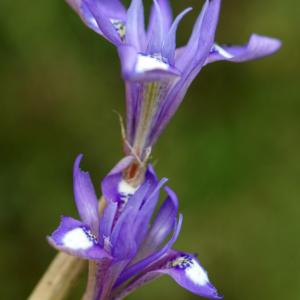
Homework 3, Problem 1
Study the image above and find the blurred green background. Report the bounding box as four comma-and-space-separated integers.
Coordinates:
0, 0, 299, 299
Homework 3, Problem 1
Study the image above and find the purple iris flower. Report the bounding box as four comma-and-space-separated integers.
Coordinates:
66, 0, 281, 160
48, 155, 222, 300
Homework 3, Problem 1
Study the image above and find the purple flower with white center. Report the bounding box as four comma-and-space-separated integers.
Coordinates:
48, 154, 222, 300
66, 0, 281, 161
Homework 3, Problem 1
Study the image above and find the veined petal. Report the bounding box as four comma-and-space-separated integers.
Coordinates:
73, 154, 99, 232
162, 7, 192, 66
112, 272, 162, 300
100, 260, 131, 300
136, 186, 178, 258
147, 0, 221, 147
125, 0, 146, 51
111, 206, 137, 260
48, 216, 111, 260
205, 34, 282, 65
125, 81, 140, 146
133, 176, 169, 246
107, 166, 160, 260
99, 200, 118, 248
115, 214, 182, 287
115, 250, 222, 300
158, 251, 222, 299
100, 161, 159, 252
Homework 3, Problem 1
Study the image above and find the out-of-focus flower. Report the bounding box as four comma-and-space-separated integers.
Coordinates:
48, 155, 222, 299
66, 0, 281, 161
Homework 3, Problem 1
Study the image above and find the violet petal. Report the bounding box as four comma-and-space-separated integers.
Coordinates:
205, 34, 282, 65
73, 154, 99, 233
48, 216, 111, 260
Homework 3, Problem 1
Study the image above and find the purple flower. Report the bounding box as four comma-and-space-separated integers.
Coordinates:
48, 155, 222, 299
66, 0, 281, 160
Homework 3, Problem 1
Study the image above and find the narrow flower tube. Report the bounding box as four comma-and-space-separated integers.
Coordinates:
66, 0, 281, 161
48, 155, 222, 299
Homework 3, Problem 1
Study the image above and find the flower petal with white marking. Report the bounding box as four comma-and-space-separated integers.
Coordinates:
118, 45, 180, 82
48, 216, 111, 261
66, 0, 127, 40
160, 251, 222, 299
101, 156, 134, 203
114, 250, 222, 300
205, 34, 281, 65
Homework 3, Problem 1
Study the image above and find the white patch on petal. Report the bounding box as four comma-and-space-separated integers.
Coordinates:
170, 255, 209, 287
118, 180, 137, 196
214, 44, 234, 59
185, 259, 209, 286
135, 54, 169, 73
62, 228, 93, 250
118, 180, 138, 204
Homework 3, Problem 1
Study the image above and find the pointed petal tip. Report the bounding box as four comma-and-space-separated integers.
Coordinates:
162, 251, 222, 299
164, 186, 179, 208
72, 154, 100, 229
162, 6, 193, 65
147, 163, 156, 176
205, 33, 282, 65
74, 154, 87, 178
161, 177, 169, 186
240, 33, 282, 59
74, 153, 84, 170
122, 249, 222, 300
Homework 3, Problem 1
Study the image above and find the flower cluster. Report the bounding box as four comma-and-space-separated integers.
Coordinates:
67, 0, 280, 161
47, 0, 280, 299
49, 155, 221, 299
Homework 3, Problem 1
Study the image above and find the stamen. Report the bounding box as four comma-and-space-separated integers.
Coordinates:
169, 255, 194, 270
